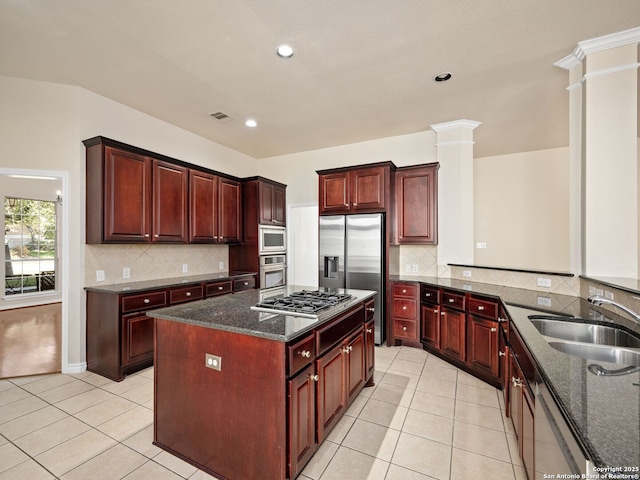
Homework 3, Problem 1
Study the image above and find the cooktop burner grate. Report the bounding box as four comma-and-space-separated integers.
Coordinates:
252, 290, 353, 318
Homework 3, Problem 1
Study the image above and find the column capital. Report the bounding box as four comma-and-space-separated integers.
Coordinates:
555, 26, 640, 70
430, 119, 481, 133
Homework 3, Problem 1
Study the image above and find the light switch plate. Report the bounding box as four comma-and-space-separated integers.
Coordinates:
96, 270, 105, 282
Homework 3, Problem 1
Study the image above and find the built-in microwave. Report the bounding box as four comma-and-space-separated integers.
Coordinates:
259, 254, 287, 290
259, 225, 286, 255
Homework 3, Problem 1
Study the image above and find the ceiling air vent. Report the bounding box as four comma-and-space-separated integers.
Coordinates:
209, 111, 234, 123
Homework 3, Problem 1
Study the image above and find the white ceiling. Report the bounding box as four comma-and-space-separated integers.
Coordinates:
1, 1, 639, 159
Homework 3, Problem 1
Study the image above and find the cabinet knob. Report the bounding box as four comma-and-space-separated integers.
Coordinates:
244, 282, 249, 286
402, 326, 407, 331
499, 351, 506, 357
366, 328, 373, 333
154, 234, 159, 238
310, 374, 319, 382
218, 286, 224, 290
491, 327, 497, 332
143, 298, 150, 304
402, 289, 407, 294
186, 292, 192, 297
511, 377, 524, 388
144, 234, 150, 238
213, 236, 218, 239
367, 307, 375, 313
352, 202, 357, 206
300, 350, 311, 358
441, 312, 445, 316
498, 317, 507, 323
402, 306, 407, 311
433, 309, 438, 314
425, 293, 431, 297
448, 298, 455, 303
477, 305, 485, 311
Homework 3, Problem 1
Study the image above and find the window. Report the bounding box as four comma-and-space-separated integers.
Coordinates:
4, 197, 57, 296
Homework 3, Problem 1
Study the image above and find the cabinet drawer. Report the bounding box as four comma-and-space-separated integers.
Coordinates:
420, 285, 440, 305
442, 291, 465, 311
205, 280, 233, 297
288, 334, 316, 377
393, 282, 418, 298
468, 297, 498, 319
233, 276, 256, 291
393, 298, 418, 320
393, 319, 418, 340
170, 284, 203, 304
121, 290, 168, 313
316, 304, 365, 355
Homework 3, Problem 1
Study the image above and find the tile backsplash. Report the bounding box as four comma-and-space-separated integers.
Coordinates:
84, 244, 229, 287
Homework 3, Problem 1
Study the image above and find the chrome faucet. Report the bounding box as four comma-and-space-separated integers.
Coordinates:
587, 295, 640, 324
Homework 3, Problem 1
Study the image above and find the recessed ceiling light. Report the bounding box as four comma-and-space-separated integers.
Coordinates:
433, 72, 452, 82
275, 44, 294, 59
245, 119, 258, 128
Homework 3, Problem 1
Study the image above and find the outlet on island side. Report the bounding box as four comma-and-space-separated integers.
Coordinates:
182, 264, 188, 273
219, 261, 224, 270
123, 267, 130, 279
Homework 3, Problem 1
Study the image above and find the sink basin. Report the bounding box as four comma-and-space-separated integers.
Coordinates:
547, 341, 640, 366
528, 317, 640, 348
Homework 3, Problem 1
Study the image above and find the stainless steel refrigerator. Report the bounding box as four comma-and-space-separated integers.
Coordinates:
319, 214, 385, 344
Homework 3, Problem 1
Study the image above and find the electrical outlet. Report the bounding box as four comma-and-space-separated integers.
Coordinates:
604, 291, 614, 300
537, 277, 551, 288
405, 264, 411, 272
537, 296, 552, 307
411, 264, 418, 273
205, 353, 222, 371
182, 264, 188, 273
463, 270, 472, 278
588, 286, 596, 296
595, 288, 604, 296
219, 261, 225, 270
123, 267, 130, 279
96, 270, 105, 282
476, 242, 487, 249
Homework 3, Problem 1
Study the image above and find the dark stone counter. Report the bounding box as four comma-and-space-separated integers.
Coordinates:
148, 285, 377, 342
391, 275, 640, 470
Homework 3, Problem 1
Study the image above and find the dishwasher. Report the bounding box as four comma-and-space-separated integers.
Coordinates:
535, 382, 594, 478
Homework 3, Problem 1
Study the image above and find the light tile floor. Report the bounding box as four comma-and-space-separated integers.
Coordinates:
0, 346, 526, 479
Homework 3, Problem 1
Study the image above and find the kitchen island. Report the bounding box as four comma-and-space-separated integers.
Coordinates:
148, 286, 377, 480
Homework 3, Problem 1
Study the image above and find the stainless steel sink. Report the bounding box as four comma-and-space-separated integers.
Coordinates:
528, 318, 640, 348
547, 341, 640, 366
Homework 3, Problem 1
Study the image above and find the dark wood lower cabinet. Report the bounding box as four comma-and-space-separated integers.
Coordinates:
316, 343, 347, 443
509, 347, 535, 480
420, 303, 440, 348
440, 307, 466, 361
288, 364, 317, 480
120, 312, 155, 367
466, 315, 499, 378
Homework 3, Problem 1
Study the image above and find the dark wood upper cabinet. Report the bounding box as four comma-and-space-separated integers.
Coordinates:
394, 163, 439, 245
259, 181, 286, 226
84, 136, 242, 245
318, 163, 393, 215
152, 160, 188, 243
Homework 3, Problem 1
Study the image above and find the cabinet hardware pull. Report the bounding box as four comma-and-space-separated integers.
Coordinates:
213, 236, 218, 239
402, 289, 406, 294
343, 346, 352, 354
310, 374, 319, 382
143, 298, 150, 304
402, 326, 407, 331
425, 293, 431, 297
367, 307, 375, 313
244, 282, 248, 285
218, 286, 223, 290
499, 351, 506, 356
448, 298, 455, 303
352, 202, 357, 206
366, 328, 373, 333
490, 327, 497, 332
300, 350, 311, 358
441, 312, 445, 316
478, 306, 485, 311
433, 309, 438, 313
498, 317, 506, 323
154, 234, 159, 238
186, 292, 192, 297
511, 377, 523, 388
144, 234, 150, 237
402, 306, 407, 310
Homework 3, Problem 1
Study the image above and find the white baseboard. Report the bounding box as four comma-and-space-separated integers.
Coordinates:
64, 362, 87, 374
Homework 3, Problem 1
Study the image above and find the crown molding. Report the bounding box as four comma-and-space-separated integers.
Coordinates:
555, 26, 640, 70
430, 119, 481, 133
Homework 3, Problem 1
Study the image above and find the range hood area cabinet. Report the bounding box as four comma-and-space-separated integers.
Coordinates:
84, 136, 242, 245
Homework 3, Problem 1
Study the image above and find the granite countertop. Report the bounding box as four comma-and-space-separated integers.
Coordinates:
148, 285, 377, 342
84, 271, 256, 294
392, 275, 640, 470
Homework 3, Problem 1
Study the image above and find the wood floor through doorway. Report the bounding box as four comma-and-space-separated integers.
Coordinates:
0, 302, 61, 379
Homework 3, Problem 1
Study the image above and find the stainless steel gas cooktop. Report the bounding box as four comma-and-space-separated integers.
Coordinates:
251, 290, 353, 318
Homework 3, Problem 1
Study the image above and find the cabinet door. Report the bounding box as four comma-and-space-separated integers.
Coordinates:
316, 344, 346, 442
467, 315, 499, 378
319, 172, 350, 214
121, 312, 155, 367
364, 320, 375, 381
189, 170, 218, 243
103, 147, 152, 242
395, 165, 438, 244
522, 388, 535, 480
272, 184, 286, 225
351, 166, 386, 211
500, 331, 510, 416
152, 160, 188, 242
346, 332, 366, 404
421, 304, 440, 348
218, 178, 242, 243
440, 308, 466, 361
287, 364, 318, 480
258, 182, 286, 226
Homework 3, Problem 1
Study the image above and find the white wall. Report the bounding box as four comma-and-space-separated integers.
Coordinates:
0, 74, 257, 372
